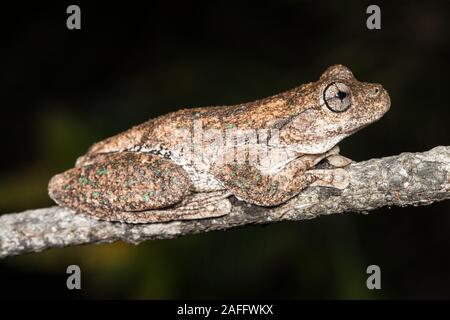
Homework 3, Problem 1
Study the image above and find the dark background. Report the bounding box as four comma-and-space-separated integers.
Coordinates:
0, 0, 449, 299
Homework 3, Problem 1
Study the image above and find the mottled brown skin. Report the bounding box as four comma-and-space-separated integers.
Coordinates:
48, 65, 391, 223
49, 153, 191, 216
212, 147, 341, 206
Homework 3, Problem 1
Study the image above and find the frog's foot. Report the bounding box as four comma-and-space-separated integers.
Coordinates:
108, 190, 232, 223
325, 154, 353, 168
318, 145, 352, 168
307, 168, 350, 189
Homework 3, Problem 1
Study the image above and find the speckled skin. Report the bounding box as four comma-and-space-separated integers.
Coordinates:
48, 65, 390, 223
49, 153, 191, 213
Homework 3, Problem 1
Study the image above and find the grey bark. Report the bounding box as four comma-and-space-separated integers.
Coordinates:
1, 146, 449, 259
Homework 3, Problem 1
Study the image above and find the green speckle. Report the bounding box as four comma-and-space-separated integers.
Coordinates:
97, 168, 108, 175
255, 175, 261, 183
238, 178, 249, 191
64, 184, 72, 190
78, 175, 89, 185
143, 191, 155, 202
226, 123, 234, 129
92, 191, 100, 198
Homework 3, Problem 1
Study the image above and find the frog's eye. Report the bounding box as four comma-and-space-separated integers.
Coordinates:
323, 82, 352, 112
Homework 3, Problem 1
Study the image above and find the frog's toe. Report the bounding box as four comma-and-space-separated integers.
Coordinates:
308, 168, 350, 189
326, 154, 353, 168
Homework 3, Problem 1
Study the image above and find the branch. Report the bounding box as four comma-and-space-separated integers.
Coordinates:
1, 146, 450, 258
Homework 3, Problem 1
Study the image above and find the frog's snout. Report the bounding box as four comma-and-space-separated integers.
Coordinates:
379, 85, 391, 113
368, 84, 382, 98
368, 83, 391, 114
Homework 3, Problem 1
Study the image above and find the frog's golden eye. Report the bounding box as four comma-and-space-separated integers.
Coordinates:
323, 82, 352, 112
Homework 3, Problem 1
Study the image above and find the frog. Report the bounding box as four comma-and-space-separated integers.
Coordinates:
48, 64, 390, 223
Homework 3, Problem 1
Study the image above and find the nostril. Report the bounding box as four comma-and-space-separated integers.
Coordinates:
371, 86, 381, 97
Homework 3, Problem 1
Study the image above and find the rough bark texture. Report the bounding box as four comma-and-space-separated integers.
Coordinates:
1, 146, 449, 259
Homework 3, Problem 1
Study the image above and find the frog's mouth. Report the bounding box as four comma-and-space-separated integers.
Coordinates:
290, 132, 349, 155
352, 113, 387, 132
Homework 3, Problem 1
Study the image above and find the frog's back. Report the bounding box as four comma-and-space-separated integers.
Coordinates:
145, 83, 315, 145
78, 83, 314, 164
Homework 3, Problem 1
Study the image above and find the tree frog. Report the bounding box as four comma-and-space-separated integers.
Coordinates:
48, 65, 390, 223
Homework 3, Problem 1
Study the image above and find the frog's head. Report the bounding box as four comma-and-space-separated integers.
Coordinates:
279, 64, 390, 154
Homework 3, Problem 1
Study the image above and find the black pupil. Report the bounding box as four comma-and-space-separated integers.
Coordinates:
336, 91, 347, 100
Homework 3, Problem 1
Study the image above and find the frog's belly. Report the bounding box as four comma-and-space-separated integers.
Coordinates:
166, 151, 224, 192
180, 163, 224, 192
130, 145, 224, 192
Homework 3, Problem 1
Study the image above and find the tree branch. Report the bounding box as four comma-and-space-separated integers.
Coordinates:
1, 146, 450, 258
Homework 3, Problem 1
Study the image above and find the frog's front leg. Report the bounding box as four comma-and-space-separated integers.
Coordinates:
48, 152, 231, 223
309, 150, 352, 189
325, 153, 353, 168
307, 168, 350, 189
309, 146, 352, 188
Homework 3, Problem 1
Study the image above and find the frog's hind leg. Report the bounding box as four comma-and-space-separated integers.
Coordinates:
210, 146, 351, 207
211, 155, 319, 207
49, 152, 199, 222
